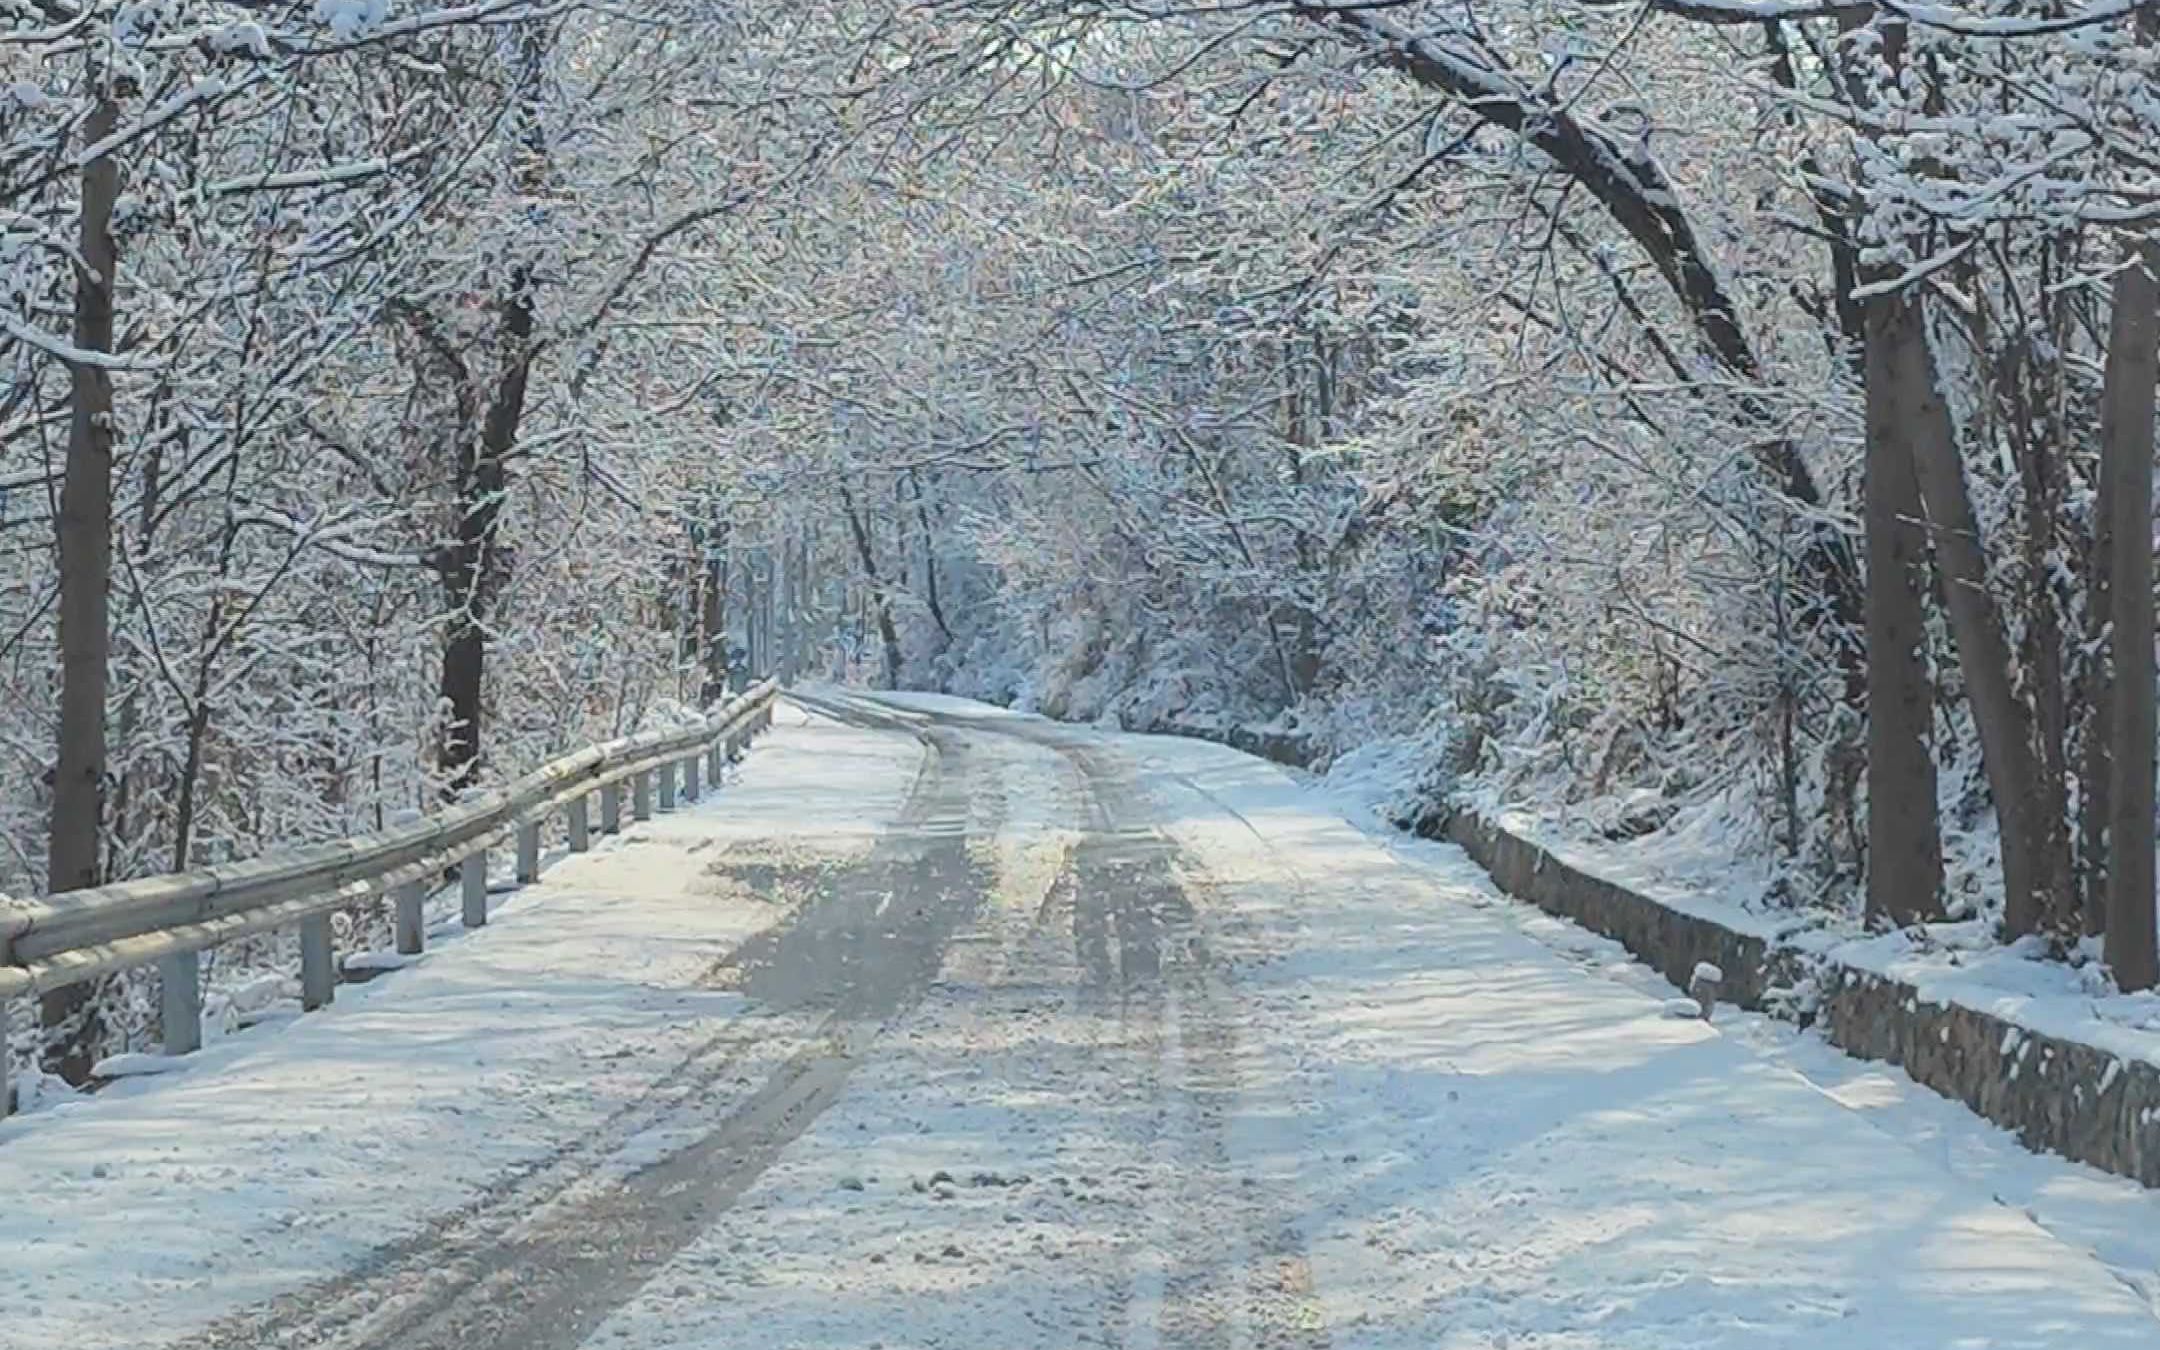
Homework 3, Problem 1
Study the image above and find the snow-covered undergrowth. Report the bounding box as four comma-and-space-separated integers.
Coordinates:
1501, 803, 2160, 1074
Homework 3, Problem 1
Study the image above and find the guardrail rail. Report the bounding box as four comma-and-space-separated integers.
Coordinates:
0, 680, 782, 1117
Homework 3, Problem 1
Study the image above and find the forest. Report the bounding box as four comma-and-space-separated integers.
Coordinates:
6, 0, 2160, 1081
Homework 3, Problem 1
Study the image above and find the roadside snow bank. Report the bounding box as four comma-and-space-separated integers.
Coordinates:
1435, 806, 2160, 1190
1118, 726, 2160, 1347
0, 708, 923, 1350
1107, 695, 2160, 1193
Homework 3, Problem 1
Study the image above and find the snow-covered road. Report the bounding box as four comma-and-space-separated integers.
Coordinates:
5, 691, 2160, 1349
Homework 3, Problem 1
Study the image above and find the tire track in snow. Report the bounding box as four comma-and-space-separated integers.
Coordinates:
826, 694, 1325, 1349
1014, 726, 1330, 1350
178, 708, 993, 1350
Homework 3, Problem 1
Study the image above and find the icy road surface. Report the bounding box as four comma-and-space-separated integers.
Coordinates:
4, 690, 2160, 1349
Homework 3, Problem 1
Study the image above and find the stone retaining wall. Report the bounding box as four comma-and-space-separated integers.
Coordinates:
1153, 719, 1319, 772
1132, 712, 2160, 1187
1426, 805, 2160, 1190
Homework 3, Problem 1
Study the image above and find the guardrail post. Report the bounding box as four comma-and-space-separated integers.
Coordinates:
300, 914, 336, 1011
395, 881, 426, 955
160, 951, 202, 1055
568, 795, 591, 852
658, 761, 677, 812
633, 770, 654, 821
707, 740, 724, 786
601, 783, 622, 835
516, 820, 542, 884
684, 752, 701, 801
462, 852, 488, 928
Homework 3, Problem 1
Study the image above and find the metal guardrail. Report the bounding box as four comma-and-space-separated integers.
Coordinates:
0, 681, 782, 1117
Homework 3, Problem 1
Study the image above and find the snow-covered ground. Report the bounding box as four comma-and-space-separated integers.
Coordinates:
1141, 732, 2160, 1344
5, 694, 2160, 1349
1319, 780, 2160, 1327
1426, 775, 2160, 1088
0, 704, 921, 1350
590, 698, 2160, 1348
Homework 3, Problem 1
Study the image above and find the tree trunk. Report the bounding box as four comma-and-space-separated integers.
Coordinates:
170, 700, 214, 873
2073, 384, 2108, 937
1862, 290, 1944, 926
792, 526, 818, 679
2081, 476, 2114, 936
701, 527, 729, 703
437, 29, 544, 798
908, 472, 952, 645
1894, 296, 2070, 940
438, 259, 533, 797
108, 416, 175, 883
2005, 332, 2075, 932
798, 528, 814, 677
1281, 333, 1323, 701
839, 479, 900, 687
41, 90, 123, 1083
2101, 239, 2160, 989
748, 549, 767, 682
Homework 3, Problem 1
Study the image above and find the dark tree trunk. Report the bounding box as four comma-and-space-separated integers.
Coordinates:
1861, 290, 1944, 927
839, 479, 900, 687
170, 700, 214, 873
2017, 416, 2075, 937
108, 416, 173, 881
2081, 453, 2114, 936
437, 28, 544, 798
748, 549, 767, 682
171, 458, 252, 872
1881, 311, 2068, 939
908, 472, 952, 645
438, 261, 533, 798
2081, 589, 2116, 934
42, 90, 123, 1083
2101, 239, 2160, 989
702, 529, 730, 702
1893, 307, 2070, 940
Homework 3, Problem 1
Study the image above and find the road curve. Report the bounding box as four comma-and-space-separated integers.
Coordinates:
168, 688, 1326, 1350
